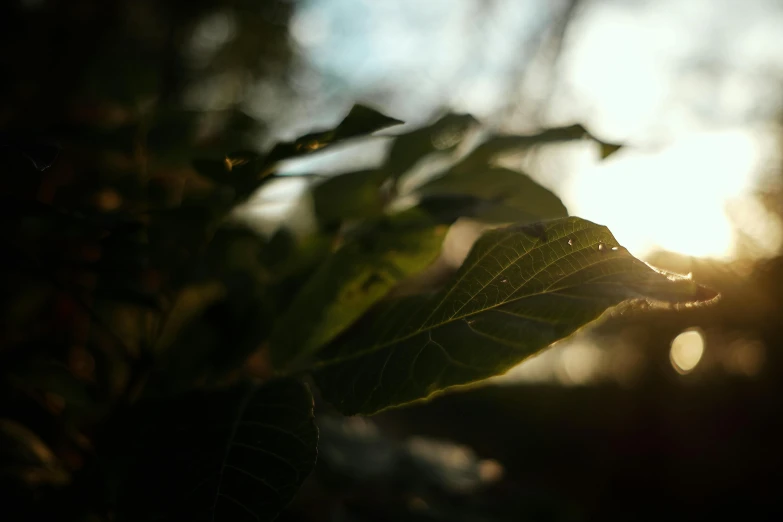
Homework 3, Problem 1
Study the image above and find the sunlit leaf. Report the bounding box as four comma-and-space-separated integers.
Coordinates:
314, 217, 717, 415
111, 379, 318, 522
270, 211, 448, 369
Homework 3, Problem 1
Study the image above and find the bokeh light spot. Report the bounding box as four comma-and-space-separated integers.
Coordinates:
670, 329, 705, 374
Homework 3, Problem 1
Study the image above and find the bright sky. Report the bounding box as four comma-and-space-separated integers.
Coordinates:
275, 0, 783, 262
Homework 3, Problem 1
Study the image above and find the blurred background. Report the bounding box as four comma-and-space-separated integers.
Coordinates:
3, 0, 783, 520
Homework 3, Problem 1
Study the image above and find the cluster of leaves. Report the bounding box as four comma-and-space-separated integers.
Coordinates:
0, 96, 716, 522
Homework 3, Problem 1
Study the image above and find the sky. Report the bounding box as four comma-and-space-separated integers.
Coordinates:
243, 0, 783, 262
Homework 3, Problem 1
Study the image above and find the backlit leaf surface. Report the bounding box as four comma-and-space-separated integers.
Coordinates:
315, 217, 717, 415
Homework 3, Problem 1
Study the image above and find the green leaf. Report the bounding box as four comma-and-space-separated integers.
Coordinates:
383, 113, 478, 180
264, 104, 403, 167
111, 379, 318, 522
418, 166, 568, 223
311, 169, 389, 227
314, 217, 717, 415
270, 212, 448, 369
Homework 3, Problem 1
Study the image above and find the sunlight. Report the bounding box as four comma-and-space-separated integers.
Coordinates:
234, 177, 315, 236
670, 329, 705, 374
565, 129, 767, 260
557, 341, 604, 386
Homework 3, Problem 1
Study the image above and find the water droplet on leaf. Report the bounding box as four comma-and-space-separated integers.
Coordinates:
598, 243, 606, 252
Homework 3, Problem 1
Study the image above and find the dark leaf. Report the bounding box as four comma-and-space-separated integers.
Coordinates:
332, 104, 405, 141
110, 380, 318, 522
314, 217, 717, 415
93, 285, 161, 309
264, 104, 403, 166
0, 419, 70, 488
146, 277, 275, 395
599, 141, 623, 159
270, 211, 447, 369
147, 205, 227, 280
415, 194, 500, 224
311, 169, 389, 227
192, 151, 270, 201
145, 109, 201, 159
0, 132, 60, 172
384, 113, 479, 180
6, 360, 95, 412
460, 124, 589, 168
418, 166, 568, 223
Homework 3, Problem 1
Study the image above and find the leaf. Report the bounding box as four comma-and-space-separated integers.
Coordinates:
147, 205, 228, 281
264, 104, 403, 166
192, 151, 271, 202
418, 166, 568, 223
0, 132, 60, 172
311, 169, 389, 227
6, 360, 95, 411
154, 281, 227, 353
0, 419, 70, 488
314, 217, 717, 415
270, 211, 448, 369
93, 284, 162, 309
383, 113, 478, 180
456, 123, 624, 170
599, 141, 623, 160
459, 124, 589, 169
415, 194, 501, 224
332, 104, 405, 141
110, 379, 318, 522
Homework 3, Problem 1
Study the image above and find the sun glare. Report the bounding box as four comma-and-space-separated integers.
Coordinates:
565, 130, 767, 260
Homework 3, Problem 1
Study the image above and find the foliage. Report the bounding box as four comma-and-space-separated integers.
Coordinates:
0, 3, 716, 520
